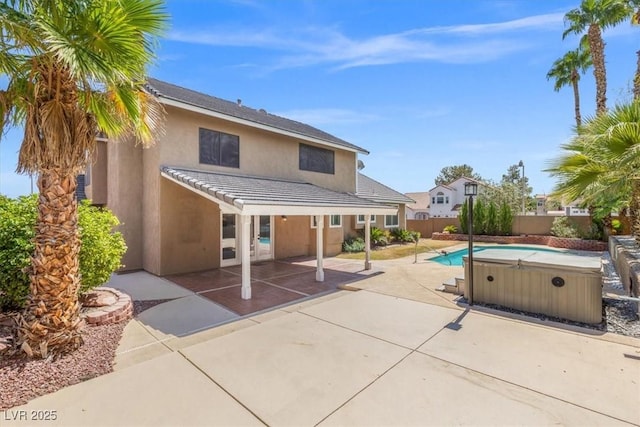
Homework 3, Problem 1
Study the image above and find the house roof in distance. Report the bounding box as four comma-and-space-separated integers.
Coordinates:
357, 173, 414, 205
405, 192, 430, 209
146, 78, 368, 155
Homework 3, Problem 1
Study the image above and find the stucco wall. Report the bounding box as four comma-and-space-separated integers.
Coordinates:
106, 137, 144, 271
408, 216, 595, 238
159, 179, 220, 275
85, 140, 108, 205
274, 215, 311, 258
157, 107, 357, 193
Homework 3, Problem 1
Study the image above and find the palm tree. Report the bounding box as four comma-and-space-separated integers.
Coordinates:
0, 0, 166, 358
546, 101, 640, 236
563, 0, 631, 115
547, 48, 593, 127
628, 0, 640, 99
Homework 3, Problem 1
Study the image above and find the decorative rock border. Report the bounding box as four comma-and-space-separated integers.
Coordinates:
82, 287, 133, 326
432, 233, 607, 251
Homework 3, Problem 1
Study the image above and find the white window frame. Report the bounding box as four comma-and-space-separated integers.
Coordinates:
329, 214, 342, 228
356, 214, 376, 224
384, 214, 399, 228
310, 216, 318, 229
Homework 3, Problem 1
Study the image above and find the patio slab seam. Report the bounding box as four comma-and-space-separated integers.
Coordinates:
252, 278, 311, 296
176, 349, 270, 426
413, 349, 634, 425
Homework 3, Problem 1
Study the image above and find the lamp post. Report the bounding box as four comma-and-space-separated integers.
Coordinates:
518, 160, 525, 215
464, 181, 478, 306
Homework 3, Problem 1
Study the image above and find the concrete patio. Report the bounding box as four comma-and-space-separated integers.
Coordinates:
10, 254, 640, 426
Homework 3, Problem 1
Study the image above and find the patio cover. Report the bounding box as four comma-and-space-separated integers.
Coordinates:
160, 166, 395, 299
160, 166, 397, 216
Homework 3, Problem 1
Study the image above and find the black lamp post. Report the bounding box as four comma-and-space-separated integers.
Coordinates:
464, 181, 478, 305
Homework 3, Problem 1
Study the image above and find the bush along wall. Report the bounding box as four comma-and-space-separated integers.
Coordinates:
0, 196, 126, 310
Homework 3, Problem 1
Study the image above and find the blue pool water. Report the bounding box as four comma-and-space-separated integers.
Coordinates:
429, 245, 561, 266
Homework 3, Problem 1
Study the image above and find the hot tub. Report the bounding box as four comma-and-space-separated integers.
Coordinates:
463, 249, 602, 324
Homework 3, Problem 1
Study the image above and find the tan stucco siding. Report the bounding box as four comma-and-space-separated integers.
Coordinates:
142, 140, 162, 274
274, 215, 311, 259
157, 107, 357, 193
106, 138, 144, 271
85, 140, 108, 205
159, 179, 220, 275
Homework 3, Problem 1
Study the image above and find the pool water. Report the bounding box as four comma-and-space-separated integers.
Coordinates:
429, 245, 562, 266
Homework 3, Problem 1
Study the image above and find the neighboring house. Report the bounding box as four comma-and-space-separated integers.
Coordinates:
428, 177, 482, 218
84, 78, 409, 300
535, 194, 547, 216
405, 192, 430, 220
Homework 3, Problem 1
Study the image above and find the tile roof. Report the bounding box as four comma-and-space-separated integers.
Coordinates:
404, 192, 430, 209
146, 78, 368, 154
356, 173, 414, 205
161, 166, 395, 214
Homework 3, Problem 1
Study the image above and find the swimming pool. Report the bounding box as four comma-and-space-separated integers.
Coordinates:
429, 245, 562, 266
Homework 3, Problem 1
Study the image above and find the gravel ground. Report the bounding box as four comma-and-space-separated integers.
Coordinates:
0, 320, 126, 410
0, 298, 176, 410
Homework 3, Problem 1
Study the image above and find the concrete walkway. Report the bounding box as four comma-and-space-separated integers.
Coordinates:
10, 256, 640, 426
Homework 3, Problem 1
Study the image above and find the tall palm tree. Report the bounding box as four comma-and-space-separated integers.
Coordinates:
547, 47, 593, 127
563, 0, 631, 115
0, 0, 166, 358
546, 101, 640, 236
628, 0, 640, 99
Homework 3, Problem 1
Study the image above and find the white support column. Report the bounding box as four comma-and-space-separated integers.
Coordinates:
240, 214, 252, 299
316, 215, 325, 282
364, 215, 372, 270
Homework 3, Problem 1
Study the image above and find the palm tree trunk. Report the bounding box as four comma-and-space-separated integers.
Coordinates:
631, 179, 640, 243
634, 50, 640, 101
571, 71, 581, 127
17, 169, 83, 358
588, 24, 607, 115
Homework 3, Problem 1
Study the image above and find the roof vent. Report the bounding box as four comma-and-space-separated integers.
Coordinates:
237, 99, 242, 106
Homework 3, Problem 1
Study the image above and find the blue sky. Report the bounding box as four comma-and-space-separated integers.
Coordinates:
0, 0, 638, 197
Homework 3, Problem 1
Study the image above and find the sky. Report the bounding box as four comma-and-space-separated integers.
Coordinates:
0, 0, 638, 198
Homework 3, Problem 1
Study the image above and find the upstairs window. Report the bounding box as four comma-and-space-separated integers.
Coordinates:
199, 128, 239, 168
435, 192, 445, 204
299, 143, 334, 174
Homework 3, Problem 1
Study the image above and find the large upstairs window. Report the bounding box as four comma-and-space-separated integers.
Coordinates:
199, 128, 240, 168
299, 143, 334, 174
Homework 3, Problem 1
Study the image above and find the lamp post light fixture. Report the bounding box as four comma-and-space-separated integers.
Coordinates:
464, 181, 478, 306
518, 160, 525, 215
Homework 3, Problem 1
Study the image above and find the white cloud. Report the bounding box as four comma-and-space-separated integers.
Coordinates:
166, 12, 566, 71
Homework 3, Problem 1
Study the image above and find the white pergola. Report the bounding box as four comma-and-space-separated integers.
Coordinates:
161, 166, 397, 300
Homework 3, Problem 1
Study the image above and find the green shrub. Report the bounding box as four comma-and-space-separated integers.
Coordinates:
342, 236, 365, 253
498, 201, 513, 235
459, 200, 469, 234
550, 216, 580, 238
472, 199, 486, 235
367, 226, 389, 247
443, 225, 457, 233
0, 195, 37, 310
611, 219, 623, 235
78, 201, 127, 293
390, 228, 414, 243
485, 201, 498, 235
0, 196, 127, 310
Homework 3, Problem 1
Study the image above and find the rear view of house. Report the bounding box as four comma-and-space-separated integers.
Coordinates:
84, 79, 411, 299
